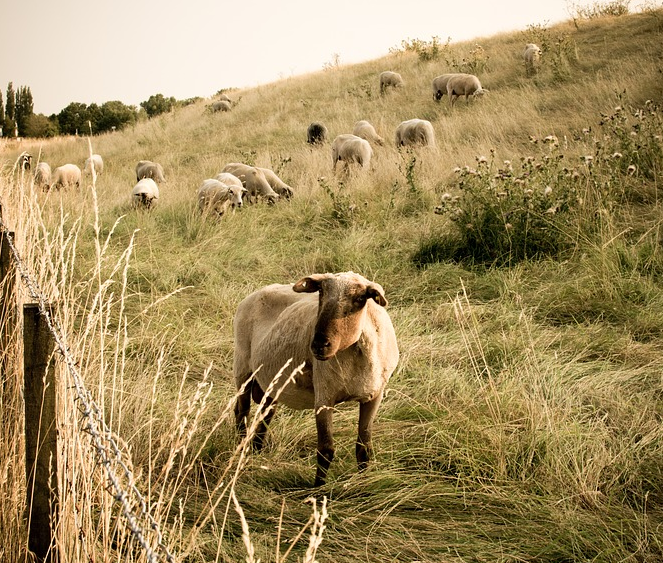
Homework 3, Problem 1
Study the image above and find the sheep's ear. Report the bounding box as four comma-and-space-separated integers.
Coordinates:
366, 283, 388, 307
293, 274, 325, 293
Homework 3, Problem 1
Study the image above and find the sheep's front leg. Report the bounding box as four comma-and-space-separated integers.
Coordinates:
356, 394, 383, 471
314, 405, 335, 487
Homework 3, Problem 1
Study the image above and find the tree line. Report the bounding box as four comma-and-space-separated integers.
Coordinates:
1, 82, 202, 139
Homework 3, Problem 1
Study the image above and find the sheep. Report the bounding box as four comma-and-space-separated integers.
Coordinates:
395, 119, 436, 148
131, 178, 159, 209
51, 164, 82, 190
84, 154, 104, 176
446, 73, 487, 106
221, 163, 280, 204
214, 171, 244, 189
256, 167, 294, 199
432, 73, 467, 101
218, 93, 232, 103
307, 122, 328, 145
331, 134, 373, 173
233, 271, 399, 486
136, 160, 166, 183
33, 162, 52, 190
211, 100, 232, 112
18, 152, 32, 170
523, 43, 542, 76
352, 120, 384, 146
197, 179, 247, 217
379, 71, 404, 94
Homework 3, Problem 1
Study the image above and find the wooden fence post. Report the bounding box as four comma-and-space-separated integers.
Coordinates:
24, 302, 59, 563
0, 213, 16, 382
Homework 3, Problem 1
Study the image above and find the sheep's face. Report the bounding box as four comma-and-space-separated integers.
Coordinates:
228, 186, 247, 209
293, 272, 387, 361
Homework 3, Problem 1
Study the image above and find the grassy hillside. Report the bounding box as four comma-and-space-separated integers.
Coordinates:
2, 7, 663, 563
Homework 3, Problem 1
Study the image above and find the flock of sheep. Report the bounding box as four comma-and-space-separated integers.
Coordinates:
18, 43, 540, 486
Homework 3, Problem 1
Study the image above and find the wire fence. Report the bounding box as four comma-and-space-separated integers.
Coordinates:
0, 215, 177, 563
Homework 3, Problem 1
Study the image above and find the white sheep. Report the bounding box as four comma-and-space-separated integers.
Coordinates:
233, 271, 399, 486
446, 74, 487, 106
221, 163, 280, 204
523, 43, 542, 76
136, 160, 166, 183
84, 154, 104, 176
197, 179, 247, 217
379, 71, 404, 94
352, 120, 384, 146
307, 122, 328, 145
256, 167, 294, 199
214, 171, 244, 189
395, 119, 436, 148
218, 93, 232, 103
331, 134, 373, 173
33, 162, 52, 190
51, 164, 82, 190
131, 178, 160, 209
432, 73, 467, 101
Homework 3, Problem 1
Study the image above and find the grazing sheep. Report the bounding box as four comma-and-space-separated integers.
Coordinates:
256, 167, 294, 199
218, 93, 232, 103
523, 43, 542, 76
211, 100, 232, 112
84, 154, 104, 176
131, 178, 159, 209
233, 271, 399, 486
352, 120, 384, 146
51, 164, 82, 190
379, 71, 404, 94
18, 152, 32, 170
136, 160, 166, 183
307, 122, 328, 145
395, 119, 436, 148
221, 163, 280, 204
446, 74, 487, 105
214, 171, 244, 189
331, 134, 373, 173
432, 73, 467, 101
197, 179, 247, 217
33, 162, 52, 190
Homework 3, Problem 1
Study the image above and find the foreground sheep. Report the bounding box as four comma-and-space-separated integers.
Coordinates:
33, 162, 52, 190
131, 178, 159, 209
214, 172, 244, 189
379, 71, 404, 94
352, 120, 384, 146
446, 74, 487, 105
307, 122, 328, 145
432, 73, 466, 101
331, 134, 373, 173
221, 163, 279, 204
51, 164, 82, 190
197, 179, 246, 217
395, 119, 436, 148
523, 43, 542, 76
136, 160, 166, 183
233, 271, 399, 486
256, 167, 294, 199
84, 154, 104, 176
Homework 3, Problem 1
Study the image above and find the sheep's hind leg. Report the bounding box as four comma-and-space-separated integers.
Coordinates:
250, 381, 277, 451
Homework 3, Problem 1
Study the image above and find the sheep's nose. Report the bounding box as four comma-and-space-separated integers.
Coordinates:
311, 336, 332, 360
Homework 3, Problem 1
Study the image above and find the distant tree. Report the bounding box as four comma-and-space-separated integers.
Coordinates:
24, 113, 59, 138
5, 82, 15, 121
57, 102, 89, 135
97, 100, 137, 132
15, 86, 34, 136
0, 90, 4, 136
140, 93, 176, 117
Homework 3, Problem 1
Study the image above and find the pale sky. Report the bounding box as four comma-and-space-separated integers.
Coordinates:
2, 1, 588, 116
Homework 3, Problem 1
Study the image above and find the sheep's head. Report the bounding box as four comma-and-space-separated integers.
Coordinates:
293, 272, 387, 361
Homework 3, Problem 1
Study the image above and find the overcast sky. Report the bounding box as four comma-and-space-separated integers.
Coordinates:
2, 1, 592, 116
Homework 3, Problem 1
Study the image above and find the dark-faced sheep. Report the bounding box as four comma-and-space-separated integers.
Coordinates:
131, 178, 159, 209
395, 119, 436, 148
379, 71, 404, 94
307, 122, 328, 145
197, 179, 247, 217
211, 100, 232, 112
136, 160, 166, 183
233, 271, 399, 486
353, 120, 384, 146
446, 74, 487, 106
432, 73, 467, 101
51, 164, 82, 190
18, 152, 32, 171
34, 162, 52, 190
221, 163, 280, 204
331, 134, 372, 173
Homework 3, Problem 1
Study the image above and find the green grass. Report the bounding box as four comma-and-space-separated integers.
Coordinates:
2, 6, 663, 563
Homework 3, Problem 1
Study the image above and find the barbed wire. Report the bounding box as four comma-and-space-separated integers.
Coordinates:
0, 219, 177, 563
